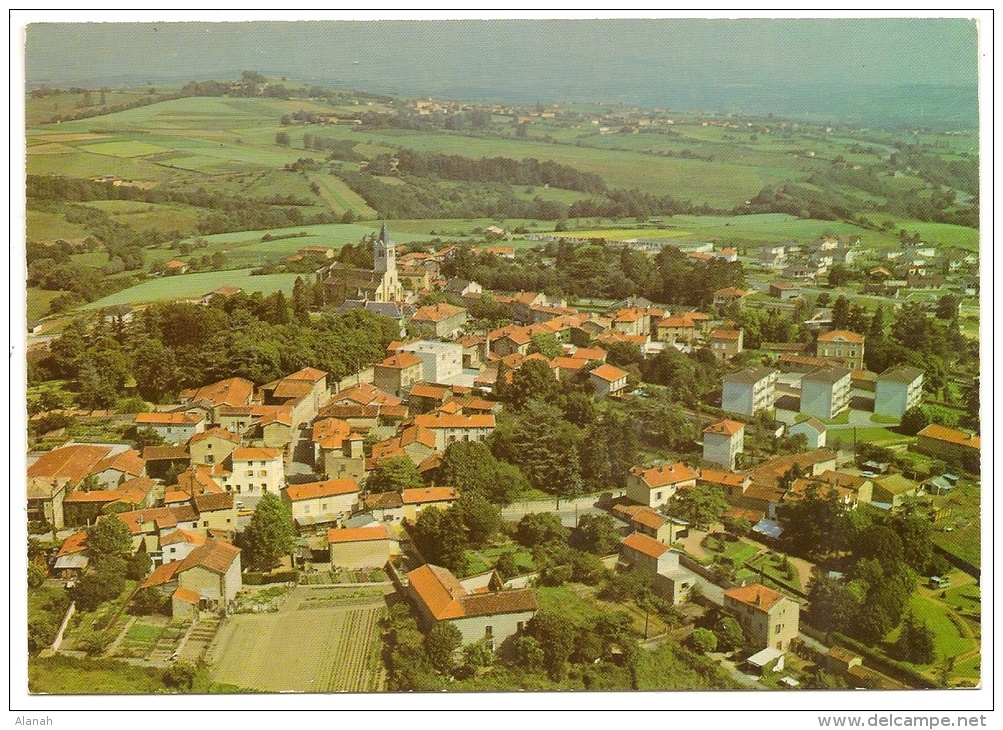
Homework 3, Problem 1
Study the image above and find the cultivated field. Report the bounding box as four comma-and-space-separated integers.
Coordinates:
206, 586, 388, 693
83, 269, 304, 309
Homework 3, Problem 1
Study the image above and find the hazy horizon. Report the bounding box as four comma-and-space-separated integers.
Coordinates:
23, 18, 980, 128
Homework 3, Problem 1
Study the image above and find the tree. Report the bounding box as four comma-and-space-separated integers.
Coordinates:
87, 517, 133, 565
515, 635, 545, 670
410, 507, 466, 573
126, 545, 152, 580
163, 662, 197, 690
424, 621, 462, 673
715, 616, 746, 653
506, 360, 563, 410
28, 563, 47, 588
439, 441, 524, 504
455, 492, 501, 547
831, 295, 851, 329
366, 456, 424, 494
899, 406, 930, 436
570, 513, 619, 555
690, 627, 718, 653
462, 641, 494, 669
528, 610, 576, 680
827, 264, 852, 288
667, 485, 727, 531
776, 482, 851, 560
130, 588, 168, 616
894, 611, 936, 664
935, 294, 961, 320
275, 131, 290, 147
241, 493, 296, 572
494, 551, 519, 580
70, 561, 126, 611
131, 427, 165, 452
528, 332, 562, 359
515, 512, 568, 548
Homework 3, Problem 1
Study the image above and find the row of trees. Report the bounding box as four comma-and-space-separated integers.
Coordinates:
34, 296, 399, 407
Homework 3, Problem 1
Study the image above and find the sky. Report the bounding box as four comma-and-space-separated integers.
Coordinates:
23, 16, 979, 98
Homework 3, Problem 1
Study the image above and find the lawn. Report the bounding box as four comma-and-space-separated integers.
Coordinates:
535, 585, 603, 625
847, 427, 913, 446
82, 269, 304, 309
886, 592, 976, 663
746, 552, 802, 591
702, 534, 759, 567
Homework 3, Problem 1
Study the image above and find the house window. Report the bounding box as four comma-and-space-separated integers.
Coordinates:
247, 470, 254, 477
206, 455, 215, 464
517, 621, 525, 633
485, 626, 493, 639
775, 624, 782, 634
259, 470, 267, 477
261, 484, 267, 492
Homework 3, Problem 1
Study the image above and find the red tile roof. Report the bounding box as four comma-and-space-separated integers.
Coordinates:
92, 449, 144, 477
172, 586, 201, 605
142, 445, 189, 462
410, 382, 451, 400
284, 478, 360, 502
56, 530, 89, 557
65, 489, 123, 504
703, 419, 745, 436
413, 302, 466, 323
724, 583, 788, 613
590, 364, 629, 383
28, 444, 112, 485
181, 379, 256, 407
160, 528, 207, 547
917, 423, 980, 449
715, 287, 749, 297
698, 469, 748, 489
177, 538, 240, 575
630, 462, 698, 488
142, 560, 183, 588
402, 486, 458, 505
414, 412, 495, 430
621, 532, 671, 559
189, 427, 241, 445
379, 352, 423, 370
136, 412, 204, 426
631, 508, 669, 531
286, 367, 328, 383
709, 329, 742, 341
817, 329, 865, 344
406, 564, 537, 620
327, 524, 389, 544
232, 447, 283, 461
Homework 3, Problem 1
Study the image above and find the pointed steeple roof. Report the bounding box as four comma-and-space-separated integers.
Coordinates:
379, 222, 391, 244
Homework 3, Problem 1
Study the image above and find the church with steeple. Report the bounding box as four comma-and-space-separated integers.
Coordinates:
318, 223, 404, 306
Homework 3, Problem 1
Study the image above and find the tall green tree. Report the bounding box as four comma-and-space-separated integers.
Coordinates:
410, 507, 466, 573
241, 493, 296, 572
424, 622, 462, 673
667, 485, 727, 531
367, 456, 424, 494
455, 492, 501, 547
528, 609, 576, 680
87, 517, 133, 566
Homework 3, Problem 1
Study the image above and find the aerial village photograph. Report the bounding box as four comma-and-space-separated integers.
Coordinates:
11, 9, 992, 723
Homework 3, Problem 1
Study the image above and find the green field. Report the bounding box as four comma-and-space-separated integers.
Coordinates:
83, 269, 304, 309
307, 172, 377, 218
80, 140, 173, 158
887, 592, 976, 662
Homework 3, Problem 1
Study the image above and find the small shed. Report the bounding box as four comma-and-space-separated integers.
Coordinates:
747, 647, 785, 675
